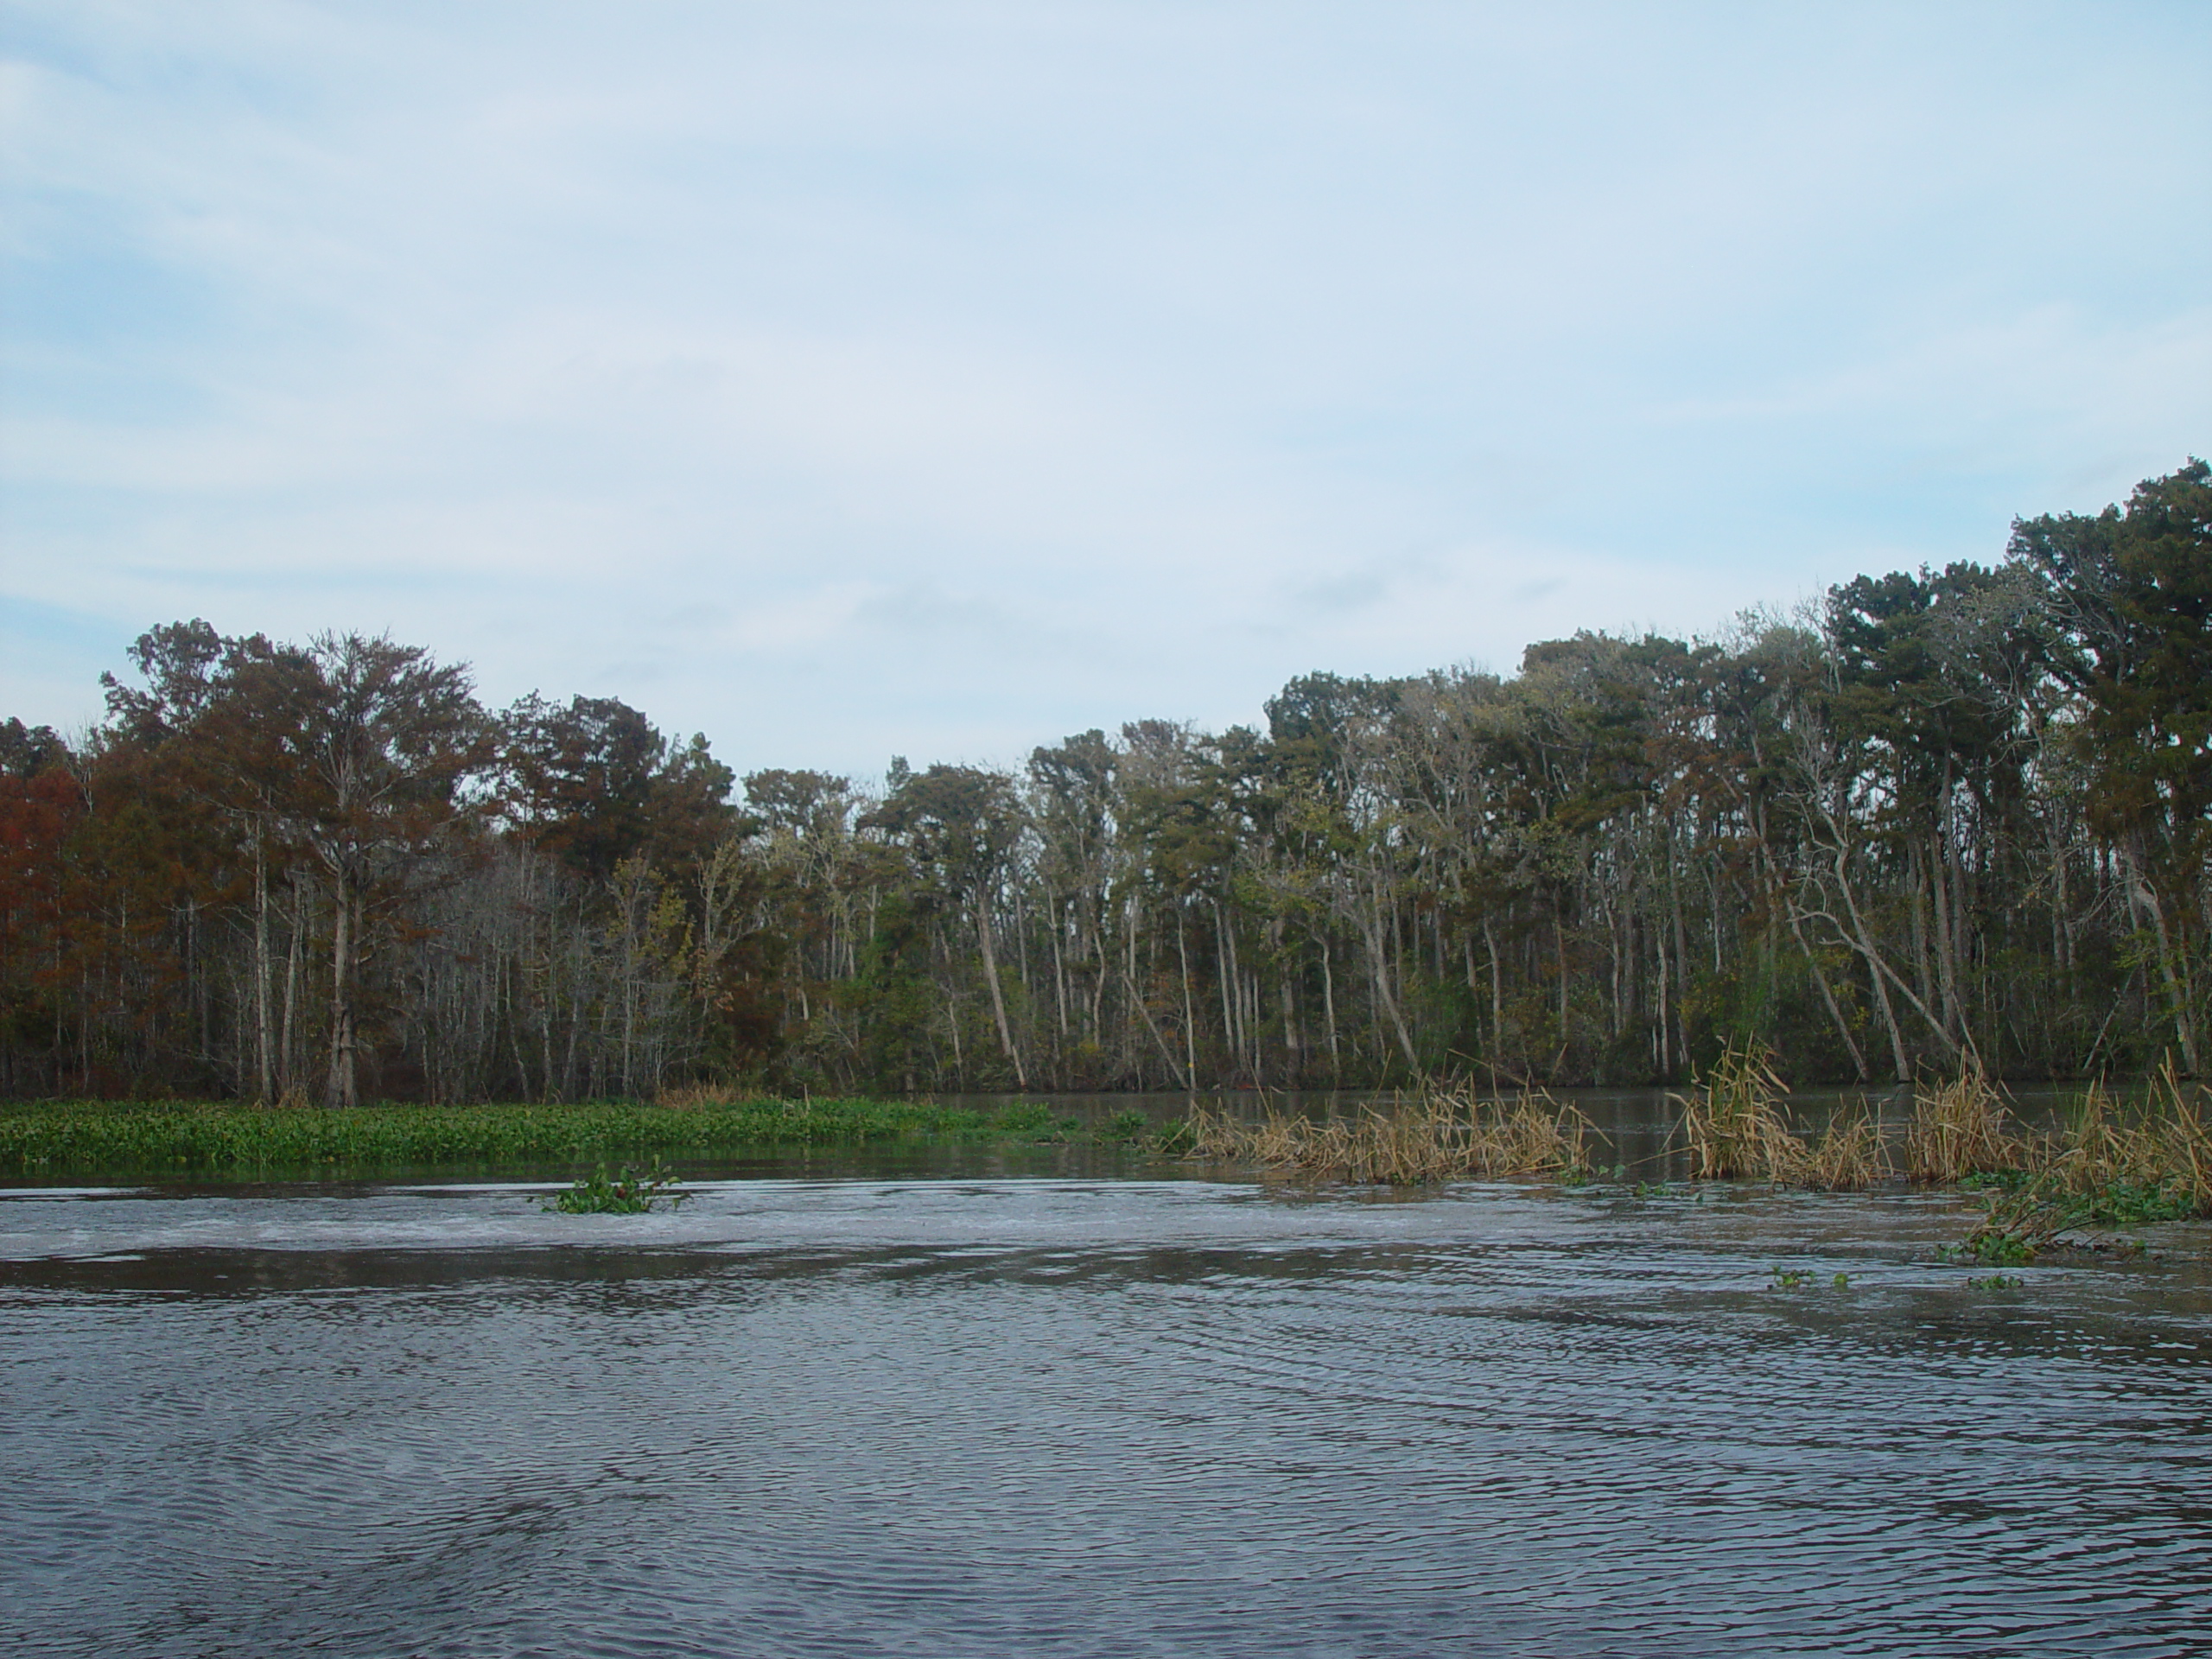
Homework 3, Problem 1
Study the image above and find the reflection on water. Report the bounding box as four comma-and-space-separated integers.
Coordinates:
3, 1173, 2209, 1657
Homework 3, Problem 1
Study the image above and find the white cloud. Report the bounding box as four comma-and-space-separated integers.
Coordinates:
4, 1, 2209, 777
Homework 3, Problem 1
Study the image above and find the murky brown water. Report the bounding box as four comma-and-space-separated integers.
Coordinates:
4, 1166, 2209, 1656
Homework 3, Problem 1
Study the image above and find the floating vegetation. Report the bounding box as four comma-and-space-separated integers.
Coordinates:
1947, 1061, 2212, 1259
1091, 1109, 1152, 1144
1185, 1086, 1590, 1185
546, 1160, 689, 1215
1955, 1180, 2063, 1263
1966, 1274, 2025, 1290
1148, 1116, 1198, 1156
0, 1095, 1089, 1176
1766, 1267, 1853, 1290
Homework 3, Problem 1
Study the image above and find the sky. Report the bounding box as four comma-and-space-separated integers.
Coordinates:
3, 2, 2209, 781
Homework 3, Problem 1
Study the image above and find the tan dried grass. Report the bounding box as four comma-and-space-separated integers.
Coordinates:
1187, 1088, 1590, 1185
1902, 1067, 2018, 1182
1674, 1043, 1804, 1182
2049, 1063, 2212, 1211
1797, 1107, 1892, 1191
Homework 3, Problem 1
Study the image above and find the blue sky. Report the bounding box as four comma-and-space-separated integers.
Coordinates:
3, 2, 2208, 779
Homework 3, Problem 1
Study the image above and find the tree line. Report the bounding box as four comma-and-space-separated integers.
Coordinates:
3, 461, 2209, 1103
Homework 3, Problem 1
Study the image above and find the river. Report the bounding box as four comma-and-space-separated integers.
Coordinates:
3, 1144, 2210, 1655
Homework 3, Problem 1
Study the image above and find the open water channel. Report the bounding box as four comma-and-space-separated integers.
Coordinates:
4, 1096, 2211, 1656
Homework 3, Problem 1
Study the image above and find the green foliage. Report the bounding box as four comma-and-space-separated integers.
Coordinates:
0, 1096, 1092, 1177
1091, 1108, 1150, 1143
1148, 1117, 1198, 1155
545, 1160, 689, 1214
1955, 1185, 2060, 1262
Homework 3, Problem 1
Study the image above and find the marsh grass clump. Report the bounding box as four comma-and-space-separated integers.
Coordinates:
2054, 1063, 2212, 1220
655, 1082, 764, 1110
1797, 1107, 1891, 1191
1185, 1087, 1589, 1185
1674, 1045, 1820, 1184
1950, 1062, 2212, 1257
546, 1159, 690, 1215
1904, 1067, 2018, 1182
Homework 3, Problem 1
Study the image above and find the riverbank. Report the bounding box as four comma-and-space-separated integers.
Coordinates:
0, 1095, 1154, 1177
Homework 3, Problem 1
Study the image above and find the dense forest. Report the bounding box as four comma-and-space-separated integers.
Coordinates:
3, 462, 2209, 1103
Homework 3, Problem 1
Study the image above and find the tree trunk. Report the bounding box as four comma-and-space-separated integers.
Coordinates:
251, 823, 273, 1104
1484, 919, 1503, 1058
1321, 932, 1340, 1071
325, 871, 358, 1109
2126, 848, 2202, 1073
1174, 909, 1198, 1086
1357, 899, 1421, 1075
975, 890, 1027, 1088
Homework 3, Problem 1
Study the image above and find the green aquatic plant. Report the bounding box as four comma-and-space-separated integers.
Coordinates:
990, 1101, 1079, 1138
1091, 1109, 1151, 1144
1955, 1182, 2059, 1263
1965, 1274, 2024, 1290
545, 1160, 690, 1215
1148, 1117, 1198, 1156
0, 1096, 1092, 1177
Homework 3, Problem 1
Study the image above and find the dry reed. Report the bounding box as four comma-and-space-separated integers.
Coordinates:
1902, 1067, 2018, 1182
1673, 1044, 1805, 1182
1796, 1107, 1892, 1190
1948, 1058, 2212, 1258
1187, 1087, 1590, 1185
2044, 1061, 2212, 1213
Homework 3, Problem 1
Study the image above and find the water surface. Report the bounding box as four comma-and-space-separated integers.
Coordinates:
4, 1171, 2209, 1656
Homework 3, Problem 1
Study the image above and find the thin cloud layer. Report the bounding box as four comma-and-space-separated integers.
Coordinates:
4, 2, 2209, 772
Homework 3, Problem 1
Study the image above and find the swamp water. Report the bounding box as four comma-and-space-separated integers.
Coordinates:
4, 1135, 2212, 1655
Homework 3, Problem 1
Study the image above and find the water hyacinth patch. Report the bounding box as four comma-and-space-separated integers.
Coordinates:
0, 1096, 1095, 1177
545, 1160, 689, 1214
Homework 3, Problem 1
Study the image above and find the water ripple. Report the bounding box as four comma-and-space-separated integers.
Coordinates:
3, 1179, 2209, 1656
